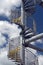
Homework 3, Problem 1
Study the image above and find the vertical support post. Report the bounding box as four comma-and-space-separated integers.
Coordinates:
21, 1, 25, 65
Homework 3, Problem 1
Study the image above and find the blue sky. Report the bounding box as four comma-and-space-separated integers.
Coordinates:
26, 5, 43, 34
33, 5, 43, 33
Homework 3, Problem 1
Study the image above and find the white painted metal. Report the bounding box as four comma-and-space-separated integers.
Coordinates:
25, 48, 38, 65
26, 33, 43, 43
8, 36, 23, 63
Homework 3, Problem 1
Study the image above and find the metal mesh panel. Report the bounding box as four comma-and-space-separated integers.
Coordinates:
8, 36, 23, 63
25, 48, 38, 65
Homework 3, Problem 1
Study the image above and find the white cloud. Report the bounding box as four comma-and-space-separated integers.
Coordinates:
0, 21, 21, 47
0, 21, 21, 38
0, 20, 21, 65
38, 55, 43, 65
0, 0, 21, 16
0, 33, 6, 46
36, 39, 43, 43
0, 50, 16, 65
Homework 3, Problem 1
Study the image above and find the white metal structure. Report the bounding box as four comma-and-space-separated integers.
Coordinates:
8, 36, 39, 65
8, 36, 23, 63
26, 33, 43, 42
25, 48, 38, 65
8, 0, 43, 65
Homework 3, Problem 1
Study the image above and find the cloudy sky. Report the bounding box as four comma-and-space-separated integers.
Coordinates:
0, 0, 21, 65
0, 0, 43, 65
0, 0, 21, 16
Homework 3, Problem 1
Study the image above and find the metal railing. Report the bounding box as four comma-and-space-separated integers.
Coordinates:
25, 48, 38, 65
